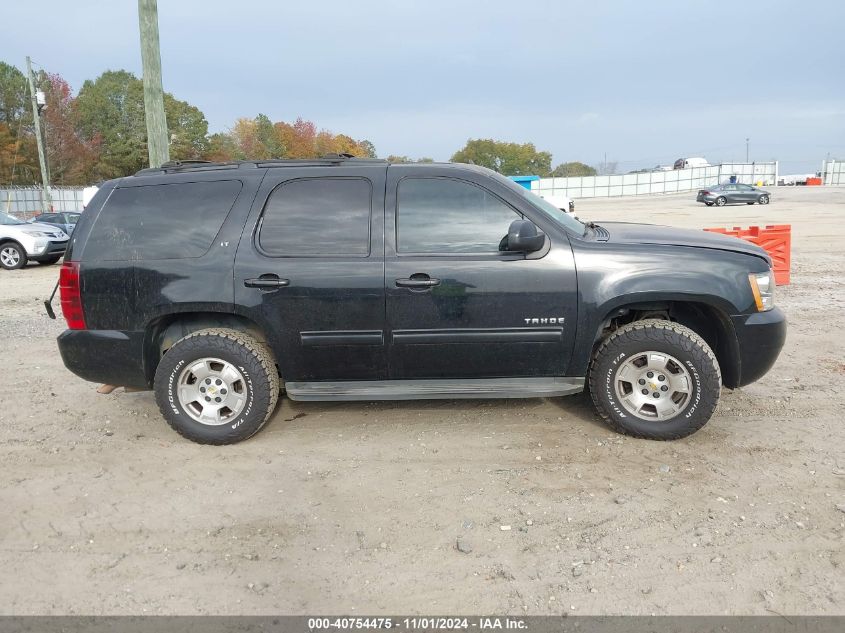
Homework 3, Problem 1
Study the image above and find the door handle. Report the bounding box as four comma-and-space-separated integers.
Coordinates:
244, 275, 290, 289
395, 274, 441, 288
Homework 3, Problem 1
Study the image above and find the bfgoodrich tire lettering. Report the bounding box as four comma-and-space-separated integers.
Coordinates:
588, 320, 721, 440
154, 328, 280, 444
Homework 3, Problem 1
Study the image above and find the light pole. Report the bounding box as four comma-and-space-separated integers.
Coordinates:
746, 138, 749, 163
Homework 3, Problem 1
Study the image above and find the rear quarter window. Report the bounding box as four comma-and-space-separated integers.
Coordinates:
83, 180, 242, 261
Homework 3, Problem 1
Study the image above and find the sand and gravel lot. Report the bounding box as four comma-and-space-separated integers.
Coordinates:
1, 186, 843, 615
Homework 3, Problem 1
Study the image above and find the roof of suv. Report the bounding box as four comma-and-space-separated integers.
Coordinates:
133, 155, 489, 178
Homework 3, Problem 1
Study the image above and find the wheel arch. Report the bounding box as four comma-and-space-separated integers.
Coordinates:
585, 298, 742, 389
143, 311, 269, 384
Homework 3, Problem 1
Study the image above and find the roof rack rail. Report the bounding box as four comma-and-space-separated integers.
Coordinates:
134, 156, 388, 176
160, 159, 213, 168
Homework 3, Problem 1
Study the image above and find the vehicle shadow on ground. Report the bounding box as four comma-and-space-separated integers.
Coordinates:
267, 389, 608, 434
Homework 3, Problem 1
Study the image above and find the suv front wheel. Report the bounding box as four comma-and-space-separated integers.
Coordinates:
0, 242, 27, 270
154, 328, 280, 444
588, 320, 721, 440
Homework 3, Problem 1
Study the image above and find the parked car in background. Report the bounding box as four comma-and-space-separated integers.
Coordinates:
696, 184, 771, 207
674, 157, 710, 169
0, 212, 69, 270
536, 192, 576, 216
28, 212, 81, 236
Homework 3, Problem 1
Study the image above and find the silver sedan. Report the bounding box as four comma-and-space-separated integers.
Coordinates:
696, 184, 771, 206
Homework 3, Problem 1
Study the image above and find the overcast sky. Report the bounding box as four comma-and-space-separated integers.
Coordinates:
2, 0, 843, 173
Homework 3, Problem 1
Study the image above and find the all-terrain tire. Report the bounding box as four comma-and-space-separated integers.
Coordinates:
588, 319, 721, 440
153, 328, 280, 444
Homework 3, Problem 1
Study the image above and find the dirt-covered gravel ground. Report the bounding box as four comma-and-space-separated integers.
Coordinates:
0, 186, 843, 615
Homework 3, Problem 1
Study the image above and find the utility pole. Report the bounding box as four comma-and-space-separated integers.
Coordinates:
138, 0, 170, 167
25, 56, 51, 210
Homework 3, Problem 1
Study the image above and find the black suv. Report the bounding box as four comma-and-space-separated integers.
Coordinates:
54, 157, 786, 444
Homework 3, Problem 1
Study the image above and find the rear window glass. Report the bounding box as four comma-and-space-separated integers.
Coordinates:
258, 177, 371, 256
84, 181, 241, 261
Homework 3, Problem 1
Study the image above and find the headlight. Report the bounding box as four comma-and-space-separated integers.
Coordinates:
748, 270, 775, 311
22, 230, 47, 237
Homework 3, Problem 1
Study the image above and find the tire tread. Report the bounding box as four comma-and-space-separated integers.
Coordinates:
588, 319, 721, 440
154, 328, 280, 444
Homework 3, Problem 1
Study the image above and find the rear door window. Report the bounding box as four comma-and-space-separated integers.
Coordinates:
84, 180, 241, 261
257, 177, 372, 257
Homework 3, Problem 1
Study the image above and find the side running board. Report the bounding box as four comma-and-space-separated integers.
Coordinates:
285, 377, 585, 402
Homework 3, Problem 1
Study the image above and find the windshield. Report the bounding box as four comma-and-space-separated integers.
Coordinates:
1, 212, 24, 226
491, 173, 586, 234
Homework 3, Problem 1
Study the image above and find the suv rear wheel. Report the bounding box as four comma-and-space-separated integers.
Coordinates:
153, 328, 280, 444
588, 320, 721, 440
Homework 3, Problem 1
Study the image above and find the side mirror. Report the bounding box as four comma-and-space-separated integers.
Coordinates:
506, 219, 545, 253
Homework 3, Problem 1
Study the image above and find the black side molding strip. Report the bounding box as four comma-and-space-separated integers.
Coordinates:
300, 330, 384, 347
392, 327, 563, 344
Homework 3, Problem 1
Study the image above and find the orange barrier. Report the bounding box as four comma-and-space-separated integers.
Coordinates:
704, 225, 791, 285
806, 177, 822, 186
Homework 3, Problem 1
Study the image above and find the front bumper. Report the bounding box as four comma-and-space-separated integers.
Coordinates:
730, 307, 787, 387
30, 240, 67, 261
58, 329, 150, 389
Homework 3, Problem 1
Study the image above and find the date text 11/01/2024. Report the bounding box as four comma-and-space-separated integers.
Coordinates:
307, 617, 528, 630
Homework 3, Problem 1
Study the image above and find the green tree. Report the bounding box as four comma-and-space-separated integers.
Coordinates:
75, 70, 146, 178
205, 132, 240, 162
386, 155, 434, 163
550, 161, 596, 177
255, 113, 283, 158
0, 62, 28, 126
165, 95, 210, 161
75, 70, 210, 178
451, 139, 552, 176
358, 139, 377, 158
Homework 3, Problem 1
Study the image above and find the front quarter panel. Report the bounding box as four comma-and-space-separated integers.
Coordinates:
568, 240, 769, 376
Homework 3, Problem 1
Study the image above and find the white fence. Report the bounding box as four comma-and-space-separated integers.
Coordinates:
823, 160, 845, 185
531, 162, 778, 199
1, 187, 86, 215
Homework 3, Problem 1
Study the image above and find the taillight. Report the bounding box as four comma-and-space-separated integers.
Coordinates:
59, 261, 86, 330
702, 190, 711, 195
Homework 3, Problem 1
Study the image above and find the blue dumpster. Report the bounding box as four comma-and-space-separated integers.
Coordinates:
508, 175, 540, 189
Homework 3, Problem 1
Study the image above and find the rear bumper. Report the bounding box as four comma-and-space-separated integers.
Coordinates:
730, 307, 787, 387
58, 329, 150, 389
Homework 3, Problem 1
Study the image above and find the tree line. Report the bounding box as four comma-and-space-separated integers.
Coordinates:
0, 60, 597, 187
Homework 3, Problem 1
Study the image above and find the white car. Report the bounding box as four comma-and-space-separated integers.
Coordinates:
0, 212, 69, 270
536, 193, 577, 217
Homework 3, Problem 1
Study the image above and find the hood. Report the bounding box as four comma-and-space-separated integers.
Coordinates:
26, 222, 68, 236
599, 222, 770, 262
